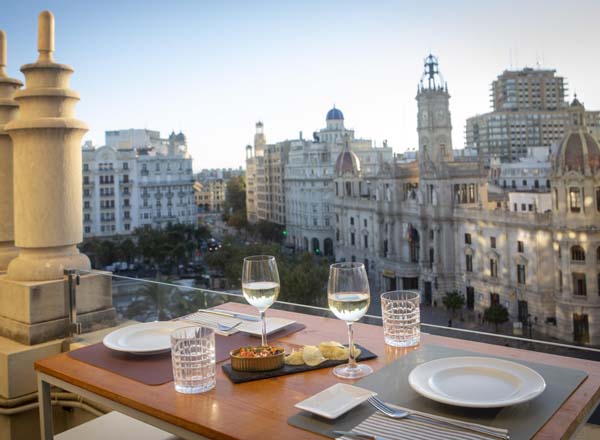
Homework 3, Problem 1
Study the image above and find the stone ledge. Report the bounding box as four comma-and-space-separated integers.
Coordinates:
0, 272, 112, 324
0, 336, 64, 399
0, 308, 117, 346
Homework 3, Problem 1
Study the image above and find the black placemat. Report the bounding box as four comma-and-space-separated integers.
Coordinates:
68, 322, 306, 386
222, 344, 377, 384
288, 344, 589, 440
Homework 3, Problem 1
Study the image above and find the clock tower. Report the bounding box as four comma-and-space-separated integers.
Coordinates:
416, 54, 453, 166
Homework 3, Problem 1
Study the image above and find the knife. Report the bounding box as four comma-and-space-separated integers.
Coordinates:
199, 309, 261, 322
332, 431, 386, 440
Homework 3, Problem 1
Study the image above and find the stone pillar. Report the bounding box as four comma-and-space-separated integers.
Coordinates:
0, 31, 22, 271
0, 11, 115, 345
5, 11, 91, 281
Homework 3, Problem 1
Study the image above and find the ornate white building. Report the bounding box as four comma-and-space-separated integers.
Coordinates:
333, 55, 599, 346
82, 129, 195, 237
283, 109, 392, 255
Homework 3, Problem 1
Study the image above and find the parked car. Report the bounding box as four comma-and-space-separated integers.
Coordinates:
207, 239, 221, 252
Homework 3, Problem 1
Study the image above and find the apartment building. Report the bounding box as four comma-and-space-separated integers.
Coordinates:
82, 129, 195, 237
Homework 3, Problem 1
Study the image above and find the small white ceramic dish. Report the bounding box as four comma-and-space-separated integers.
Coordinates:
295, 383, 376, 419
408, 356, 546, 408
103, 321, 190, 355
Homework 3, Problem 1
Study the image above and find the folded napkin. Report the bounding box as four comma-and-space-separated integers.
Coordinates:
337, 403, 508, 440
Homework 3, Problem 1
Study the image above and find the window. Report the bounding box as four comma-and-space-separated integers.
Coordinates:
465, 233, 471, 245
83, 164, 89, 171
517, 241, 524, 253
490, 293, 500, 305
83, 176, 89, 184
383, 239, 388, 258
517, 264, 526, 284
559, 270, 563, 291
351, 233, 355, 246
336, 229, 339, 242
409, 240, 419, 263
571, 245, 586, 262
84, 226, 90, 233
429, 248, 434, 269
468, 184, 475, 203
490, 259, 498, 278
490, 237, 496, 249
364, 235, 368, 248
350, 217, 354, 226
466, 254, 473, 272
521, 203, 526, 211
572, 273, 587, 296
364, 219, 367, 228
569, 188, 581, 212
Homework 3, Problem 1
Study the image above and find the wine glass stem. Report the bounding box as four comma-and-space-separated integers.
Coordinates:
346, 322, 357, 369
260, 310, 267, 346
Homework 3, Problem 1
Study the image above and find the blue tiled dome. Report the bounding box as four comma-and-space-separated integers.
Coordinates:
326, 107, 344, 121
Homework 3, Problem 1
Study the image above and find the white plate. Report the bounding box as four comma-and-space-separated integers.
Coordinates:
295, 384, 376, 419
408, 356, 546, 408
103, 321, 190, 355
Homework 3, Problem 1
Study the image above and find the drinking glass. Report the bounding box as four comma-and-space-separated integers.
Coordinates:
242, 255, 280, 346
327, 262, 373, 379
381, 290, 420, 347
171, 326, 215, 394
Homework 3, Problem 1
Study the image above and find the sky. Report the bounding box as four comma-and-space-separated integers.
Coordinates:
2, 0, 600, 170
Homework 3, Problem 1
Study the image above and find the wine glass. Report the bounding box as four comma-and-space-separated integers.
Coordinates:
327, 262, 373, 379
242, 255, 280, 346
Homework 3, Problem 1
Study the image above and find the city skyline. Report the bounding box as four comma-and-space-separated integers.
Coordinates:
1, 0, 600, 169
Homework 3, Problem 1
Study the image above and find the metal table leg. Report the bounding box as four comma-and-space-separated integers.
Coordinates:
37, 373, 54, 440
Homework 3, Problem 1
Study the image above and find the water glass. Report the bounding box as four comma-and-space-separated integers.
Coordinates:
171, 326, 215, 394
381, 290, 420, 347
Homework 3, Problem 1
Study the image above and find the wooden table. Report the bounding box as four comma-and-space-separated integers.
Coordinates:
35, 303, 600, 440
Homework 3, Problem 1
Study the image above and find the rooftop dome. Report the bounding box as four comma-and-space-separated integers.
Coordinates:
335, 144, 361, 177
553, 128, 600, 175
326, 107, 344, 121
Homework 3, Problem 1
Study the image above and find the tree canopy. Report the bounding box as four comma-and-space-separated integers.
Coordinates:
222, 176, 247, 231
204, 236, 329, 307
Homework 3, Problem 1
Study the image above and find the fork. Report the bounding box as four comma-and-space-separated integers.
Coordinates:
367, 396, 510, 440
332, 431, 385, 440
184, 319, 242, 332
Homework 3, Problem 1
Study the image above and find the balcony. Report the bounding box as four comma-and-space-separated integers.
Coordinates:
0, 7, 599, 440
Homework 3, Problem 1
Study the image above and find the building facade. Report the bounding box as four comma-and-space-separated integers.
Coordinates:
82, 129, 195, 237
284, 109, 393, 255
244, 122, 289, 225
332, 55, 599, 345
194, 178, 226, 212
466, 68, 600, 161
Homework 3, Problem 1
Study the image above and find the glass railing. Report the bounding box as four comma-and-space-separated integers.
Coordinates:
70, 268, 600, 362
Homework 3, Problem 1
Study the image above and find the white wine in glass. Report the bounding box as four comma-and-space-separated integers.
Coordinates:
327, 262, 373, 379
242, 255, 280, 346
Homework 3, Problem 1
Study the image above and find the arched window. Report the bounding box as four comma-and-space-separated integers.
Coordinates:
571, 245, 586, 262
